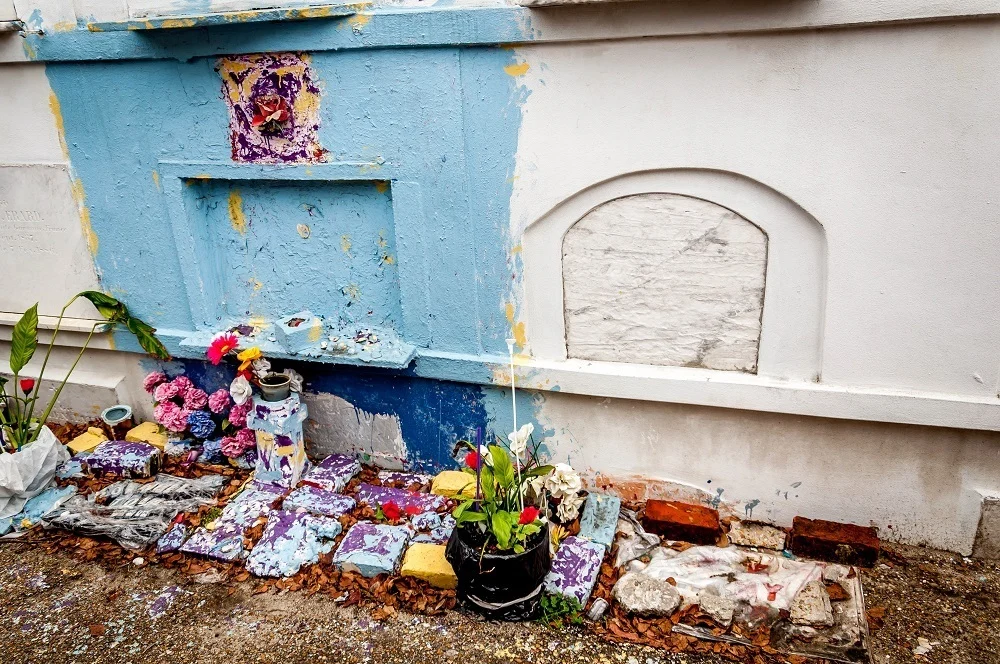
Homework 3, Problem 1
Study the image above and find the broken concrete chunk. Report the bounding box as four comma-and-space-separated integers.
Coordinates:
642, 500, 721, 545
698, 593, 738, 626
378, 470, 432, 489
789, 580, 834, 627
157, 523, 188, 554
612, 571, 681, 616
333, 522, 410, 577
181, 481, 284, 561
16, 486, 77, 530
543, 535, 606, 606
356, 483, 445, 515
246, 510, 342, 578
790, 516, 880, 567
283, 485, 356, 518
579, 493, 621, 550
67, 427, 109, 455
728, 520, 788, 551
400, 543, 457, 589
301, 454, 361, 493
84, 441, 161, 478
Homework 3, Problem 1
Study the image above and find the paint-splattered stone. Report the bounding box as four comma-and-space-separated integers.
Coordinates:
56, 456, 87, 480
578, 493, 621, 550
356, 484, 445, 514
246, 509, 342, 578
156, 523, 189, 554
274, 310, 324, 353
333, 522, 410, 578
544, 535, 607, 606
15, 486, 77, 531
219, 53, 326, 164
378, 470, 432, 489
84, 441, 161, 478
283, 485, 356, 518
301, 454, 361, 493
249, 394, 309, 488
411, 514, 456, 545
181, 481, 284, 561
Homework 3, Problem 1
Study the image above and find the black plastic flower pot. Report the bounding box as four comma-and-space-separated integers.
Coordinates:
444, 523, 551, 621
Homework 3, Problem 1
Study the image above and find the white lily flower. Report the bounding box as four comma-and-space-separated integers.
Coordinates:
507, 422, 534, 457
230, 375, 252, 406
281, 368, 304, 393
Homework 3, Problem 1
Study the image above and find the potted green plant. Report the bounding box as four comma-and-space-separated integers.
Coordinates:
445, 425, 556, 621
0, 291, 169, 517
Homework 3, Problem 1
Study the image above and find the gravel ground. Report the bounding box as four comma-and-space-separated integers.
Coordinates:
0, 540, 997, 664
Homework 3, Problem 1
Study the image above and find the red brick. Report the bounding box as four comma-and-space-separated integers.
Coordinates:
642, 500, 721, 545
790, 516, 880, 567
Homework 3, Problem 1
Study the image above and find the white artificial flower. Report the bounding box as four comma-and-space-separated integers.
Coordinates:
507, 422, 534, 457
230, 375, 252, 406
478, 445, 494, 467
545, 463, 582, 500
281, 368, 304, 393
251, 358, 271, 379
528, 473, 547, 498
556, 494, 583, 522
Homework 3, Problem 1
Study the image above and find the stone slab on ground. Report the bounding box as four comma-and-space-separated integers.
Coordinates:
544, 535, 606, 606
245, 509, 342, 578
612, 571, 682, 616
283, 485, 356, 518
789, 579, 834, 626
84, 441, 162, 478
790, 516, 880, 567
156, 523, 188, 554
15, 486, 77, 530
430, 471, 476, 499
333, 522, 410, 577
180, 481, 285, 561
125, 422, 167, 450
642, 500, 721, 545
410, 513, 456, 545
356, 483, 446, 514
400, 543, 458, 589
378, 470, 432, 488
67, 427, 108, 454
728, 520, 787, 550
301, 454, 361, 493
578, 493, 621, 550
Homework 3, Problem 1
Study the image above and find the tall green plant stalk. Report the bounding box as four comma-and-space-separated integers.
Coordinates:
1, 291, 170, 453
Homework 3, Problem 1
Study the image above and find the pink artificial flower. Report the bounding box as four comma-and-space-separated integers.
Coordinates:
207, 389, 231, 414
228, 402, 249, 427
207, 332, 239, 365
220, 436, 243, 458
165, 408, 192, 433
143, 372, 167, 393
183, 388, 208, 410
171, 376, 194, 395
153, 381, 180, 402
235, 427, 256, 450
153, 401, 178, 426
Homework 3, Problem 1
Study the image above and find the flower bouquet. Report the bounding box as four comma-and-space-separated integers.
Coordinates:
207, 332, 303, 404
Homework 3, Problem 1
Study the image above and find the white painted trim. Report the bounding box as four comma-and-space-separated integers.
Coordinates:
522, 168, 826, 381
0, 313, 106, 332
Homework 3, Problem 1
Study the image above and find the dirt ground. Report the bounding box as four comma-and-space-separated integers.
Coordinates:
1, 540, 997, 664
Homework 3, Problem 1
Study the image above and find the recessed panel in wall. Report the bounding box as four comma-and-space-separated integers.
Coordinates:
563, 193, 766, 372
185, 178, 401, 329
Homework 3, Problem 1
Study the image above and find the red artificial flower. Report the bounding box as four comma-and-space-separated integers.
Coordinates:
518, 506, 540, 525
207, 333, 239, 365
251, 95, 291, 129
18, 378, 35, 394
404, 504, 423, 517
381, 501, 402, 521
238, 369, 254, 382
464, 451, 480, 468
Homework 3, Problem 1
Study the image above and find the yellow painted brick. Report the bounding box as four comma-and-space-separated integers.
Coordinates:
67, 427, 108, 454
400, 543, 457, 589
125, 421, 167, 450
431, 470, 476, 499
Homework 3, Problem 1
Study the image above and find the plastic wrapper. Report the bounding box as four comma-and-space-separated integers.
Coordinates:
46, 473, 226, 550
614, 508, 660, 567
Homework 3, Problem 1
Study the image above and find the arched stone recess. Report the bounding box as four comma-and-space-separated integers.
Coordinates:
522, 169, 826, 382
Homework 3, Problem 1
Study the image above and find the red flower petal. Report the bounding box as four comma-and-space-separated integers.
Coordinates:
464, 451, 480, 468
19, 378, 35, 394
382, 501, 402, 521
404, 504, 422, 517
518, 506, 539, 525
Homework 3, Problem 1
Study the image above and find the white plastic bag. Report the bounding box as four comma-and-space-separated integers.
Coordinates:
0, 427, 70, 518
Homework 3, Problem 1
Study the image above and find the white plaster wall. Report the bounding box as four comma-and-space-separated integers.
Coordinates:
512, 19, 1000, 400
536, 389, 1000, 555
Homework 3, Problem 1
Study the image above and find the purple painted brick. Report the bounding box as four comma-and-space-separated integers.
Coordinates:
84, 441, 161, 477
377, 470, 431, 488
543, 535, 607, 607
180, 481, 285, 561
283, 485, 356, 518
355, 484, 445, 514
156, 523, 188, 554
301, 454, 361, 493
332, 522, 410, 577
245, 509, 342, 578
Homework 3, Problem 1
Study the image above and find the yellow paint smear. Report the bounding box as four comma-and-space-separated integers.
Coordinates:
308, 319, 323, 342
504, 62, 529, 77
70, 179, 99, 256
510, 244, 522, 255
341, 234, 352, 253
228, 189, 247, 235
349, 12, 371, 31
52, 21, 76, 32
151, 170, 161, 191
512, 321, 527, 350
159, 18, 197, 29
375, 181, 389, 194
505, 302, 516, 323
48, 92, 69, 159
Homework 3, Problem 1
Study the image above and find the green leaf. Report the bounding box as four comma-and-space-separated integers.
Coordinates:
513, 543, 525, 554
491, 510, 514, 549
489, 444, 515, 488
9, 304, 38, 374
457, 510, 487, 525
125, 315, 171, 360
78, 290, 128, 322
452, 499, 473, 521
522, 465, 554, 479
480, 466, 496, 502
